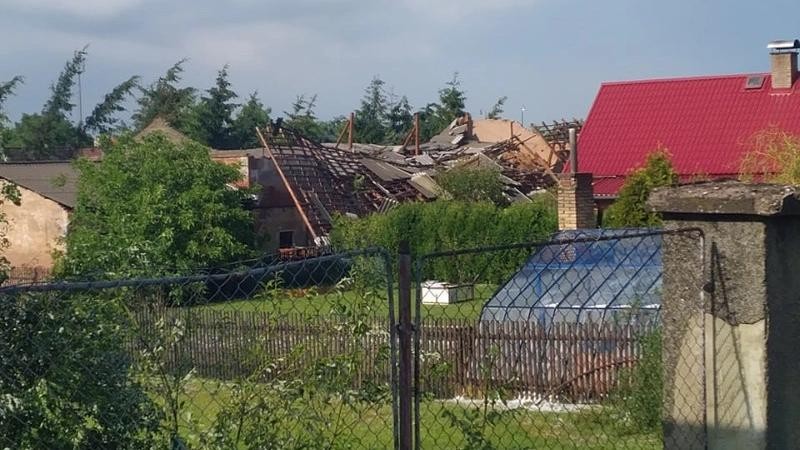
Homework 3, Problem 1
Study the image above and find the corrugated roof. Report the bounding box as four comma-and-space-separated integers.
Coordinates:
579, 73, 800, 196
359, 158, 411, 181
0, 162, 78, 208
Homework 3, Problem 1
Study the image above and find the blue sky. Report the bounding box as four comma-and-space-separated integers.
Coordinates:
1, 0, 799, 125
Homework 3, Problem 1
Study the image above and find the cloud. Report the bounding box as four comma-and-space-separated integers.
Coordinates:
0, 0, 148, 18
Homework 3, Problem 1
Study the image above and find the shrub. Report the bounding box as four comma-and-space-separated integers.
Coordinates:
603, 149, 677, 228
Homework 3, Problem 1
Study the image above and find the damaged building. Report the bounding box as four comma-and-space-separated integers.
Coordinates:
255, 115, 582, 255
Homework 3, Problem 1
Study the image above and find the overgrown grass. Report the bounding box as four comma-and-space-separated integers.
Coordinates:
177, 378, 659, 449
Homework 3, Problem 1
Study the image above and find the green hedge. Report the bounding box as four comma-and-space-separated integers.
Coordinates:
330, 198, 557, 283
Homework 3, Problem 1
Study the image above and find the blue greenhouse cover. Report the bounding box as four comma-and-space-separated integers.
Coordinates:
480, 229, 662, 325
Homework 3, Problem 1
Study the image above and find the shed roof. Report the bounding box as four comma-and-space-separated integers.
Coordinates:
579, 73, 800, 197
0, 161, 78, 208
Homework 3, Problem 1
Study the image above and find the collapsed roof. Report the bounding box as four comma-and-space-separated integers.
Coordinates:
257, 115, 582, 242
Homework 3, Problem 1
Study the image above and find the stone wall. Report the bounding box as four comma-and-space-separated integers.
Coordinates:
2, 186, 69, 269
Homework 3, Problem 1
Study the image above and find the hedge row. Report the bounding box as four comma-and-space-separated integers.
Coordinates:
330, 198, 557, 283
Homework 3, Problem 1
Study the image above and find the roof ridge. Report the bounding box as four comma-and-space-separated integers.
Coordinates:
601, 72, 769, 87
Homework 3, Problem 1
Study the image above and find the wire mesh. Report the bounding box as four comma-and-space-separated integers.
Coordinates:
412, 229, 705, 449
0, 249, 398, 450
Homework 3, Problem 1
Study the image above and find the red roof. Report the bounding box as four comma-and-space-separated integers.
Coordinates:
579, 73, 800, 197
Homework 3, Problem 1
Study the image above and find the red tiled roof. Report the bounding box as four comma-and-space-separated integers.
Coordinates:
579, 73, 800, 196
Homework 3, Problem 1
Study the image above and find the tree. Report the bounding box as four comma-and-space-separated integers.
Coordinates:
62, 133, 255, 278
739, 128, 800, 184
418, 73, 468, 141
83, 76, 140, 135
230, 91, 271, 148
487, 96, 507, 119
0, 76, 23, 155
186, 65, 239, 148
0, 183, 21, 281
385, 91, 413, 144
7, 48, 139, 160
354, 77, 389, 144
133, 59, 196, 132
603, 148, 678, 228
436, 166, 507, 205
437, 72, 467, 125
9, 48, 90, 159
283, 94, 333, 142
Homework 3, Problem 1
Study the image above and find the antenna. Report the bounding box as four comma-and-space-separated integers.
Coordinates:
77, 54, 86, 127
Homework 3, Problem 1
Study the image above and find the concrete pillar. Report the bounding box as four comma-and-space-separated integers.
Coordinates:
557, 173, 595, 229
649, 180, 800, 450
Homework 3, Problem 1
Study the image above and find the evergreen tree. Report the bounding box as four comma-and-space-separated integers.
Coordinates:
386, 91, 413, 144
133, 59, 196, 131
418, 73, 468, 141
230, 92, 271, 148
83, 76, 140, 135
354, 77, 389, 144
187, 65, 239, 148
603, 149, 678, 228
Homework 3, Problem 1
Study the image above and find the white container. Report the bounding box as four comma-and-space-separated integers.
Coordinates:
421, 281, 475, 305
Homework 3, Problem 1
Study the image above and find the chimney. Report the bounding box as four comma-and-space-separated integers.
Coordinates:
768, 39, 800, 89
558, 129, 595, 229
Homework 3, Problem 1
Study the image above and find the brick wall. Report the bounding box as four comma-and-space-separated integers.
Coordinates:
557, 173, 595, 229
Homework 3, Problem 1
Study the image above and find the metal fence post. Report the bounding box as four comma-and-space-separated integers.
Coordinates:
397, 241, 413, 450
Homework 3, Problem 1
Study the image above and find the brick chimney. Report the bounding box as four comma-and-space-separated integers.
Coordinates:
558, 173, 595, 229
768, 39, 800, 89
557, 128, 595, 229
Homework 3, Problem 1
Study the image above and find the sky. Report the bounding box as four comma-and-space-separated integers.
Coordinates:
2, 0, 800, 125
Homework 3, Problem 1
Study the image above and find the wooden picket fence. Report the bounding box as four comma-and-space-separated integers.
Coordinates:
130, 307, 655, 402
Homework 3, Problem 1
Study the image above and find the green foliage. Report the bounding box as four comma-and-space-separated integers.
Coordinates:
330, 199, 557, 283
43, 46, 87, 119
603, 149, 677, 228
0, 183, 21, 282
62, 133, 255, 278
486, 96, 507, 120
230, 92, 271, 148
0, 75, 23, 126
436, 166, 507, 205
186, 65, 239, 148
133, 60, 197, 132
0, 291, 161, 449
610, 330, 663, 434
84, 76, 141, 135
419, 73, 468, 141
283, 94, 333, 142
354, 77, 389, 144
6, 48, 139, 160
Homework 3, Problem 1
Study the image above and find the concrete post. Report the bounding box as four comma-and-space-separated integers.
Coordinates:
649, 181, 800, 450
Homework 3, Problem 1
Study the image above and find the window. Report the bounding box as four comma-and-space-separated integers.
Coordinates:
745, 75, 765, 90
278, 230, 294, 249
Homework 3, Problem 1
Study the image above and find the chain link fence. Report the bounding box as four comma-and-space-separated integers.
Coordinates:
411, 229, 705, 449
1, 229, 709, 449
0, 249, 398, 450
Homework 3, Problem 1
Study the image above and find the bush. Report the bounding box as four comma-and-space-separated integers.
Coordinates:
330, 198, 557, 283
0, 292, 161, 449
603, 149, 677, 228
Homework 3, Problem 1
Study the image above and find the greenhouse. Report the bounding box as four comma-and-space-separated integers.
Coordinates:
480, 228, 662, 326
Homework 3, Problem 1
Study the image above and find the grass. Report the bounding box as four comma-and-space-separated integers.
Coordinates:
194, 285, 498, 322
175, 378, 660, 449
